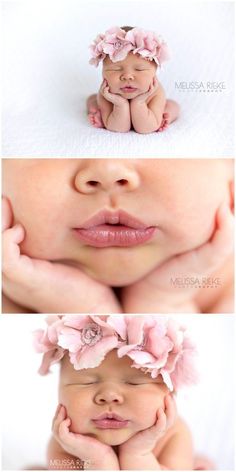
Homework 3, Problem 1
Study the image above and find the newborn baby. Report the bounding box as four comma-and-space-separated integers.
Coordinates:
34, 315, 198, 470
87, 26, 179, 133
2, 158, 234, 314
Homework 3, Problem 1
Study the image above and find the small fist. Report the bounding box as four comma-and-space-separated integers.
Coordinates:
100, 79, 128, 106
119, 394, 177, 456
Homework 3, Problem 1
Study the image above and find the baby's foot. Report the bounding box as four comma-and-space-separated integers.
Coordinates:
158, 100, 180, 132
88, 108, 104, 128
158, 112, 170, 132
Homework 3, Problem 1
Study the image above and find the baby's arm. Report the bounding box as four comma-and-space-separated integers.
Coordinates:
157, 419, 194, 470
97, 80, 131, 132
47, 436, 83, 470
122, 203, 234, 313
130, 79, 166, 134
2, 197, 121, 314
119, 395, 179, 470
48, 405, 120, 470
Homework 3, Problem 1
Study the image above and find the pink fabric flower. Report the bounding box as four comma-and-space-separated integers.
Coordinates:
126, 28, 170, 65
101, 27, 133, 63
33, 316, 65, 375
34, 315, 197, 390
112, 316, 197, 391
57, 315, 118, 370
89, 33, 106, 67
115, 316, 173, 368
89, 26, 170, 67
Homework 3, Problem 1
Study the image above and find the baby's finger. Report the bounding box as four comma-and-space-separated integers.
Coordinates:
52, 404, 63, 424
58, 417, 78, 447
52, 405, 67, 436
196, 203, 234, 269
2, 224, 25, 274
155, 407, 167, 432
164, 394, 177, 429
2, 196, 13, 232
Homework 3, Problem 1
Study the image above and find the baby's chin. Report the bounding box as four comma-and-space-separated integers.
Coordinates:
92, 429, 136, 446
80, 251, 165, 287
117, 89, 146, 100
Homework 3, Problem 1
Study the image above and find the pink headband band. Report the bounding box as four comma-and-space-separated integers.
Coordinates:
89, 27, 170, 67
33, 315, 198, 392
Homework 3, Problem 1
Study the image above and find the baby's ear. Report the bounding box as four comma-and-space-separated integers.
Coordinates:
2, 196, 14, 232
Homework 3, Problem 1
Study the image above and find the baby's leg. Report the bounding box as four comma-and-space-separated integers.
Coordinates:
87, 94, 104, 128
158, 99, 180, 132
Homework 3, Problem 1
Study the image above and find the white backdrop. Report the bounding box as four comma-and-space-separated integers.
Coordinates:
0, 314, 234, 470
2, 0, 235, 157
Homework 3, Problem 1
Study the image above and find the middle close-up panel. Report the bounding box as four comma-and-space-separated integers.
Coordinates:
2, 158, 234, 314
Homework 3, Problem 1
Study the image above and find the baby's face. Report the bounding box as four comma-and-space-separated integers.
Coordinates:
2, 159, 232, 286
103, 53, 157, 99
59, 350, 168, 446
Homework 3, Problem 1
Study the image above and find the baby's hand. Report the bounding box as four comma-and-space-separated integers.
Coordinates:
2, 196, 121, 313
100, 79, 128, 106
122, 202, 234, 312
52, 405, 120, 470
119, 394, 176, 457
131, 77, 159, 104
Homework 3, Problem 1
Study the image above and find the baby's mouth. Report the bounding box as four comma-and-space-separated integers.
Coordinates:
120, 86, 138, 93
92, 412, 130, 429
73, 210, 157, 248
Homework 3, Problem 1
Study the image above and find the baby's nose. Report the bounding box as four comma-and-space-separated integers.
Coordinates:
74, 160, 140, 194
121, 71, 134, 81
94, 387, 124, 405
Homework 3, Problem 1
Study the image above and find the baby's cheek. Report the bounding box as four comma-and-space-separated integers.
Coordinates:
166, 208, 216, 255
135, 396, 164, 429
59, 391, 91, 434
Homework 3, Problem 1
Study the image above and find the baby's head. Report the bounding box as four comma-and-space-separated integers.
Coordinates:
34, 315, 197, 446
2, 159, 233, 286
90, 26, 169, 98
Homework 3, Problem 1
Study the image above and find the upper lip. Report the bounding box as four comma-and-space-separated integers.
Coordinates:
76, 210, 152, 230
93, 412, 128, 421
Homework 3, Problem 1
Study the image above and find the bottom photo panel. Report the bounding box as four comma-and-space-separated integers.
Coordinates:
1, 314, 235, 471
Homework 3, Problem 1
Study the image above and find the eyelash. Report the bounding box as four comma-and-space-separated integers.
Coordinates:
107, 69, 147, 72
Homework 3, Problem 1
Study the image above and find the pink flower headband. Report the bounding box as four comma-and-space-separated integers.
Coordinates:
89, 27, 170, 67
33, 315, 197, 391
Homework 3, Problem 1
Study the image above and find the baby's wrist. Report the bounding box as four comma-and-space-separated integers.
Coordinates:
86, 455, 119, 470
119, 450, 161, 470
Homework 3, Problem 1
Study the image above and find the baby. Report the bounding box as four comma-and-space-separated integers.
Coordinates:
34, 315, 197, 470
87, 26, 179, 133
2, 158, 234, 314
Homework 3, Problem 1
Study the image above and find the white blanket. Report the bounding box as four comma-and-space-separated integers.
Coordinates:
2, 0, 234, 157
1, 315, 234, 470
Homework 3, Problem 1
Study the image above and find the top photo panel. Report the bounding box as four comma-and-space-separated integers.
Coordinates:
2, 0, 235, 158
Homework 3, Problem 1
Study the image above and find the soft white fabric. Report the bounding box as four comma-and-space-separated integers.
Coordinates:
1, 315, 234, 470
2, 0, 234, 157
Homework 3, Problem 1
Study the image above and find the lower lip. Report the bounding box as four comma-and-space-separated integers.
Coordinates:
121, 87, 137, 93
73, 225, 156, 247
93, 419, 130, 429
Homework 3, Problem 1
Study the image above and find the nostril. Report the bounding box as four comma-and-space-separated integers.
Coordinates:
117, 179, 128, 186
87, 180, 99, 187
